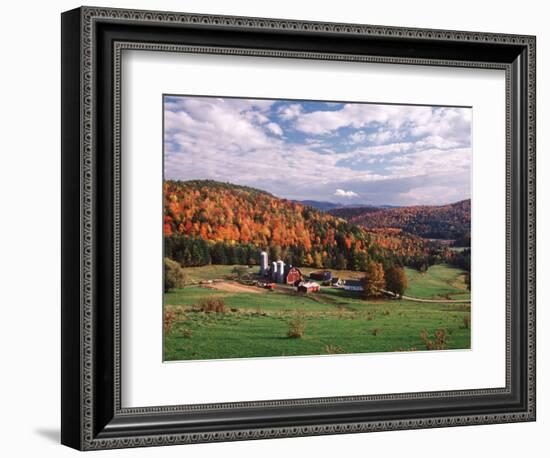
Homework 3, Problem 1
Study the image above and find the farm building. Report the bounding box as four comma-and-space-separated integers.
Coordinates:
297, 281, 320, 293
260, 251, 303, 285
259, 251, 268, 275
309, 270, 333, 282
343, 280, 364, 292
277, 260, 285, 283
285, 266, 303, 285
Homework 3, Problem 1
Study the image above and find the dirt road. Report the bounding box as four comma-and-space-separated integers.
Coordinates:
382, 289, 470, 303
203, 281, 265, 294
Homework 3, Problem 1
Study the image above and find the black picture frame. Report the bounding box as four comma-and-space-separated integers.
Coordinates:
61, 6, 536, 450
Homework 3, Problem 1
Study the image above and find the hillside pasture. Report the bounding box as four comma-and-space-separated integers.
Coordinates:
404, 264, 470, 300
163, 263, 471, 361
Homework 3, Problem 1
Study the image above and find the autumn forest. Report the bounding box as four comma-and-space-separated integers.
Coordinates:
163, 180, 470, 273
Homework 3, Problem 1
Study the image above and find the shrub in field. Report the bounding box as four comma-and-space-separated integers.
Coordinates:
420, 329, 429, 344
434, 329, 448, 349
287, 313, 306, 338
420, 328, 449, 350
164, 257, 186, 292
372, 327, 381, 336
383, 309, 391, 316
325, 344, 345, 354
164, 309, 176, 335
197, 297, 226, 313
180, 328, 193, 338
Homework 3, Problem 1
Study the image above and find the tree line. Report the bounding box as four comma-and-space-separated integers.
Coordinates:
163, 180, 467, 278
164, 233, 450, 274
163, 180, 436, 269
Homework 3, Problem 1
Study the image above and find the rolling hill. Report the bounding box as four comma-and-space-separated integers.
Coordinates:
163, 180, 435, 269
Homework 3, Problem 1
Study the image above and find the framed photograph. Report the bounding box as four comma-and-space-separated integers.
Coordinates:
61, 6, 536, 450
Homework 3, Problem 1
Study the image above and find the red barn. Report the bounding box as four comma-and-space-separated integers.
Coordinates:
286, 267, 303, 285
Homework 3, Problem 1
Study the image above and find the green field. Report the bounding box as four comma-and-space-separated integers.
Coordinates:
164, 264, 471, 361
404, 265, 471, 300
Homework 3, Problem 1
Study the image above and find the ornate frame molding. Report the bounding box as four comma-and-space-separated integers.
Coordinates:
62, 6, 536, 450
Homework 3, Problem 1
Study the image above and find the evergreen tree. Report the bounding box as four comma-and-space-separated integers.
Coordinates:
210, 243, 227, 264
190, 241, 202, 266
335, 253, 347, 270
355, 251, 369, 271
347, 249, 356, 271
225, 245, 238, 265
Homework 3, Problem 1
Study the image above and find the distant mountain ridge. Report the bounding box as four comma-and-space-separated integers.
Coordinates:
328, 199, 471, 241
295, 200, 400, 212
294, 200, 340, 211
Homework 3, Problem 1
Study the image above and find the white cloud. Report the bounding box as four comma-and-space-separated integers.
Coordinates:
409, 107, 471, 144
245, 111, 269, 124
353, 142, 413, 157
348, 131, 366, 144
266, 122, 283, 136
334, 189, 358, 198
292, 104, 471, 154
165, 97, 276, 154
164, 96, 471, 205
397, 184, 469, 206
414, 135, 462, 150
293, 104, 434, 135
367, 129, 396, 144
277, 103, 302, 120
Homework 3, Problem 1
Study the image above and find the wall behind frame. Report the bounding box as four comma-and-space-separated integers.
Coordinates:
0, 0, 545, 457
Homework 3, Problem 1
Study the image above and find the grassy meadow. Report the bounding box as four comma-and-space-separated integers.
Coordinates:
163, 263, 471, 361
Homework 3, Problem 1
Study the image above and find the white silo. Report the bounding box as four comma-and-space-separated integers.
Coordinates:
277, 260, 285, 284
271, 262, 278, 281
259, 251, 268, 276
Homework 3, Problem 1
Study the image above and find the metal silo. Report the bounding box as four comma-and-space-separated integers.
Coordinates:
259, 251, 268, 275
277, 260, 285, 283
271, 262, 278, 281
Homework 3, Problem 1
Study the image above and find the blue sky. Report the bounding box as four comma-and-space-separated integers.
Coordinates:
164, 96, 471, 206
